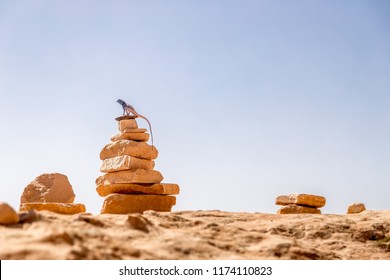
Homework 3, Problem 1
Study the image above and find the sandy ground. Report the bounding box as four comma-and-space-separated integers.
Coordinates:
0, 210, 389, 260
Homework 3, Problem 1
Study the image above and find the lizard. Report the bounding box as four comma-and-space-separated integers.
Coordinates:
116, 99, 154, 148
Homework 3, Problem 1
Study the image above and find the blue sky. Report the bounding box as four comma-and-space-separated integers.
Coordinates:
1, 0, 389, 214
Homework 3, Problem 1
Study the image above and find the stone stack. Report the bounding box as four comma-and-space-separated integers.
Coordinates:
96, 115, 180, 214
275, 193, 326, 214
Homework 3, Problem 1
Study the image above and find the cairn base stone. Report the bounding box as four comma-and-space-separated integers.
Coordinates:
101, 194, 176, 214
20, 203, 86, 215
277, 204, 321, 214
96, 183, 180, 197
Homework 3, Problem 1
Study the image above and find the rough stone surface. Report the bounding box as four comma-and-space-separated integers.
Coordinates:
118, 119, 138, 131
20, 203, 86, 215
276, 194, 326, 208
100, 140, 158, 160
96, 169, 163, 185
1, 210, 390, 260
0, 202, 19, 225
277, 204, 321, 214
96, 183, 180, 197
100, 155, 155, 173
111, 132, 150, 142
347, 203, 366, 214
20, 173, 75, 206
101, 194, 176, 214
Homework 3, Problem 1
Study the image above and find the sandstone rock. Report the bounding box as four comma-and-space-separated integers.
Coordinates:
20, 173, 75, 206
0, 202, 19, 224
20, 203, 86, 215
347, 203, 366, 214
111, 132, 150, 142
122, 128, 147, 133
101, 194, 176, 214
100, 140, 158, 160
96, 183, 180, 197
118, 119, 138, 131
96, 169, 163, 185
100, 155, 155, 173
276, 194, 326, 208
277, 204, 321, 214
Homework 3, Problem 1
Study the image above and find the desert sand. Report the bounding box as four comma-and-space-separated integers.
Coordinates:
1, 209, 389, 260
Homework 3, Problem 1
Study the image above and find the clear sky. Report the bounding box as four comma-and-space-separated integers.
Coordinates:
1, 0, 389, 215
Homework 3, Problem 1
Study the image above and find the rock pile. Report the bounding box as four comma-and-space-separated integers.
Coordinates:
275, 193, 326, 214
19, 173, 86, 214
96, 115, 180, 214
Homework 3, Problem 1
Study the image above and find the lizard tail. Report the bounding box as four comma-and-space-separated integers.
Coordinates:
137, 113, 154, 149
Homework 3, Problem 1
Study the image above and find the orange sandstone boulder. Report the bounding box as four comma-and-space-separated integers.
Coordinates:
118, 119, 138, 131
0, 202, 19, 225
347, 203, 366, 214
20, 173, 75, 206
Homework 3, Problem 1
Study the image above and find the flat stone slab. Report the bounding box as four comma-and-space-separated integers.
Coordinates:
96, 183, 180, 197
101, 194, 176, 214
100, 140, 158, 160
0, 202, 19, 225
20, 203, 86, 215
96, 169, 164, 185
275, 194, 326, 208
111, 132, 150, 142
121, 128, 147, 133
100, 155, 155, 173
347, 203, 366, 214
277, 204, 321, 214
115, 115, 138, 121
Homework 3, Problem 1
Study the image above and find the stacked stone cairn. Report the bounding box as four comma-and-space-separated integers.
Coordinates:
96, 115, 180, 214
275, 193, 326, 214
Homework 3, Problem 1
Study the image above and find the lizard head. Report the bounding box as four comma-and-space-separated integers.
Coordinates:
116, 99, 126, 106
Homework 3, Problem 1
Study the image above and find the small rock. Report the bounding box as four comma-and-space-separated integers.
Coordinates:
96, 183, 180, 197
100, 155, 155, 173
276, 194, 326, 208
111, 132, 150, 142
277, 204, 321, 214
101, 194, 176, 214
0, 202, 19, 225
96, 169, 163, 185
347, 203, 366, 214
127, 214, 153, 232
20, 173, 75, 206
20, 203, 86, 215
118, 119, 138, 131
100, 140, 158, 160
